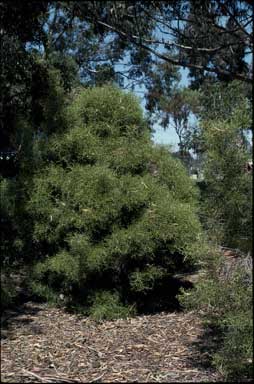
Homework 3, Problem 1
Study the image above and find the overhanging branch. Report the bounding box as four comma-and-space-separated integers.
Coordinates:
84, 17, 252, 83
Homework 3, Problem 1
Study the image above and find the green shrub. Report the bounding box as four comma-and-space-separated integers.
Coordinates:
28, 85, 202, 318
199, 82, 252, 253
129, 265, 166, 293
65, 86, 146, 135
87, 291, 136, 321
179, 248, 253, 381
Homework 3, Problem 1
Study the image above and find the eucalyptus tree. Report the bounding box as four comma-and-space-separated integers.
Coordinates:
69, 0, 252, 86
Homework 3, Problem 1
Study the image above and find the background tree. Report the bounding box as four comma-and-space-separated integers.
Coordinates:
0, 1, 48, 277
70, 0, 252, 86
0, 1, 49, 150
152, 86, 200, 161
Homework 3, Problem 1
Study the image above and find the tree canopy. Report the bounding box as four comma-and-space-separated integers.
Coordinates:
70, 0, 253, 84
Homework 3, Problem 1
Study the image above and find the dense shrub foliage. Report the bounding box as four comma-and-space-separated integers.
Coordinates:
28, 86, 202, 318
179, 82, 253, 381
199, 82, 252, 252
179, 247, 253, 381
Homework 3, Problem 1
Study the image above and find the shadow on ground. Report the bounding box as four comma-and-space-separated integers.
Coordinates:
186, 324, 224, 369
186, 324, 253, 383
1, 286, 45, 340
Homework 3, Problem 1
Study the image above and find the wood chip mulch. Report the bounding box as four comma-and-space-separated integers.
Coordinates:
1, 302, 223, 383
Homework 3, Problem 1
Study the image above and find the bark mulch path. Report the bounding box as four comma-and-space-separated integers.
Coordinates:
1, 302, 222, 383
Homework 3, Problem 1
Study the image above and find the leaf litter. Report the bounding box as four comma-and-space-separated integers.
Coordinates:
1, 302, 222, 383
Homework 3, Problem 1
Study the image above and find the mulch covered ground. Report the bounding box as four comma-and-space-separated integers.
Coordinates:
1, 302, 222, 383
